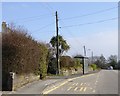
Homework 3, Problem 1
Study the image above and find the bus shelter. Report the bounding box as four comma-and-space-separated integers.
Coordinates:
74, 55, 89, 74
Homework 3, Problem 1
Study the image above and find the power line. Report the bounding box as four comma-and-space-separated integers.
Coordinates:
13, 13, 53, 22
41, 3, 55, 16
12, 3, 55, 23
45, 3, 55, 12
32, 30, 56, 34
59, 21, 84, 55
31, 22, 55, 32
9, 3, 55, 23
60, 20, 83, 45
59, 29, 81, 54
16, 17, 54, 24
60, 6, 118, 21
61, 17, 118, 28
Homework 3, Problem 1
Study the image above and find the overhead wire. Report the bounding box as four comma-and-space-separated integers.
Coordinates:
59, 20, 84, 55
45, 3, 55, 12
61, 17, 118, 28
18, 3, 56, 34
59, 29, 80, 55
14, 13, 53, 21
12, 3, 55, 23
41, 3, 55, 16
60, 6, 119, 21
12, 3, 118, 52
16, 16, 54, 23
31, 22, 55, 33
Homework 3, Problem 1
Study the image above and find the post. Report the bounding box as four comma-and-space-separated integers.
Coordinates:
83, 46, 86, 74
83, 46, 86, 56
82, 58, 84, 74
91, 51, 93, 64
55, 11, 60, 74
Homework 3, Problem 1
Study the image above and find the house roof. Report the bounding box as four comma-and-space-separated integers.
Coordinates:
74, 55, 88, 59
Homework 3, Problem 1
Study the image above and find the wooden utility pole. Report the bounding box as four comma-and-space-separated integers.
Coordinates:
55, 11, 60, 74
91, 51, 93, 64
83, 45, 86, 56
83, 45, 86, 75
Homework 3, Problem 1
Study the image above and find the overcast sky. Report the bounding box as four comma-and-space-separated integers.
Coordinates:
2, 2, 118, 59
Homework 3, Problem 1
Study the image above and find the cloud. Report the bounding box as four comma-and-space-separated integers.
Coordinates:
65, 31, 118, 58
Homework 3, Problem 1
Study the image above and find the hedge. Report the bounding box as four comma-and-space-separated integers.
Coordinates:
2, 26, 48, 79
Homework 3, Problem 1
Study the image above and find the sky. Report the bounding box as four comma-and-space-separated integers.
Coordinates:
1, 2, 119, 59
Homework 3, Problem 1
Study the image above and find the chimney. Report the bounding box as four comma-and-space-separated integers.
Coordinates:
2, 22, 7, 32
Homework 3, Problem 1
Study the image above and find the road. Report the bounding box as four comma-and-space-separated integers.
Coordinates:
9, 79, 65, 94
44, 70, 118, 94
3, 70, 118, 95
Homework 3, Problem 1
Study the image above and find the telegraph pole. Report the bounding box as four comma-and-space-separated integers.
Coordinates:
91, 51, 93, 64
83, 45, 86, 75
55, 11, 60, 74
83, 46, 86, 56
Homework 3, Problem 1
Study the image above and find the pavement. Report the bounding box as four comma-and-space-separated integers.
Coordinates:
2, 79, 65, 94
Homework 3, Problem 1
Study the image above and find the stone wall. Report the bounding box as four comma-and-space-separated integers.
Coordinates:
61, 67, 82, 76
61, 67, 94, 76
12, 73, 39, 91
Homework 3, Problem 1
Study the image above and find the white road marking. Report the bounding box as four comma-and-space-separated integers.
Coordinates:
90, 87, 93, 90
76, 83, 78, 86
93, 89, 96, 93
73, 83, 75, 85
53, 85, 56, 88
80, 87, 84, 91
74, 87, 78, 91
67, 87, 72, 91
83, 87, 87, 92
43, 73, 97, 94
43, 81, 68, 94
80, 83, 83, 86
45, 84, 48, 86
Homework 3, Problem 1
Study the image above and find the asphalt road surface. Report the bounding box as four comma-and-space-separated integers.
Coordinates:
45, 70, 118, 94
10, 79, 64, 94
3, 70, 118, 95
